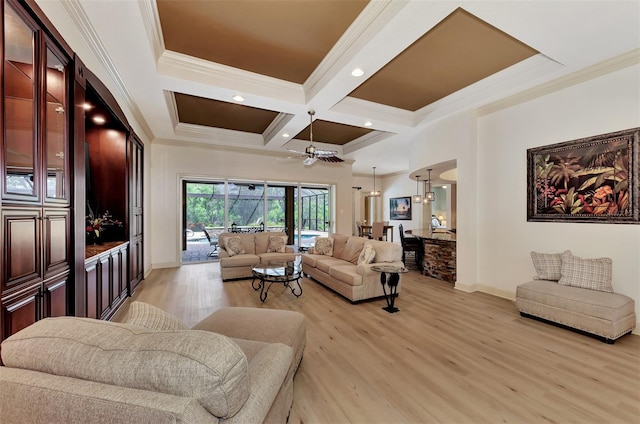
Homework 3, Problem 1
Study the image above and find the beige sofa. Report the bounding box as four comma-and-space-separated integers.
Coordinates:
0, 302, 306, 423
302, 234, 404, 302
218, 231, 296, 281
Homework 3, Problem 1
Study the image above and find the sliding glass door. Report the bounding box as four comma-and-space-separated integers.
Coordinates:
182, 179, 332, 262
294, 186, 330, 250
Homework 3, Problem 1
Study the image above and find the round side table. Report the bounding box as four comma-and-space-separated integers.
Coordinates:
371, 265, 408, 313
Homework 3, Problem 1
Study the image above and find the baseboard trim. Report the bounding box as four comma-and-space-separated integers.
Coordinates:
152, 261, 179, 269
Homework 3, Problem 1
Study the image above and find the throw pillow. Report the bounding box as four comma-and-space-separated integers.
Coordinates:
558, 251, 614, 292
267, 235, 288, 253
530, 250, 569, 281
357, 242, 376, 265
125, 301, 188, 331
314, 237, 334, 256
225, 236, 245, 257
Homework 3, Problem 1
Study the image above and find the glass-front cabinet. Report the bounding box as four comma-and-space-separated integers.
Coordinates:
1, 0, 71, 341
2, 1, 69, 203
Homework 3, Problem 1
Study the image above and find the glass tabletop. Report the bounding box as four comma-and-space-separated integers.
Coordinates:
252, 260, 302, 278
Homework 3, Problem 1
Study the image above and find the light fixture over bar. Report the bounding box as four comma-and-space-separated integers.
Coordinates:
370, 166, 381, 197
423, 168, 435, 203
413, 175, 422, 203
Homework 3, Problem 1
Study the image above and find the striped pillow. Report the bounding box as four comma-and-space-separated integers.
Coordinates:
558, 251, 613, 292
530, 251, 569, 281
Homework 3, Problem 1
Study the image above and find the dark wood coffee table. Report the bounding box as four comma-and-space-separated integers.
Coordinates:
251, 259, 303, 302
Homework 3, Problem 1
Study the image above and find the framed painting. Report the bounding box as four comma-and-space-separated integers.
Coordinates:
527, 127, 639, 224
390, 196, 412, 220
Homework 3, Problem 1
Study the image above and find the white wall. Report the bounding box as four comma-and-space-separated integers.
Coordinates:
404, 63, 640, 329
150, 144, 354, 268
408, 110, 479, 287
477, 64, 640, 323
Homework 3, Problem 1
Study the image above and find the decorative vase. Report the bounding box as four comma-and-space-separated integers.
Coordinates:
88, 232, 102, 246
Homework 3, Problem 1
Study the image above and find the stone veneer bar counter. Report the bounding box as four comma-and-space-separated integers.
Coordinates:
410, 230, 456, 283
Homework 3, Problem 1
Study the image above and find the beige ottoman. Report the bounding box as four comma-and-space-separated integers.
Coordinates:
192, 307, 306, 378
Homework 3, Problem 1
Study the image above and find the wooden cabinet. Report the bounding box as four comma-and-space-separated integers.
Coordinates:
84, 243, 129, 320
0, 0, 72, 342
0, 207, 70, 340
1, 0, 143, 341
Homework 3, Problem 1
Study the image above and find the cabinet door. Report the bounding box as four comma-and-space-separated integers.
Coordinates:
99, 254, 110, 319
129, 136, 143, 289
118, 245, 129, 297
43, 40, 70, 205
1, 208, 41, 293
2, 2, 40, 202
84, 257, 99, 319
44, 275, 67, 318
1, 284, 39, 341
42, 208, 70, 278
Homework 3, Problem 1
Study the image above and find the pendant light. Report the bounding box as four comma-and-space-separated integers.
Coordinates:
412, 175, 422, 203
370, 166, 381, 197
423, 168, 435, 203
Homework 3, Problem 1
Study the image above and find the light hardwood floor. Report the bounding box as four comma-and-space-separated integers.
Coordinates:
114, 262, 640, 424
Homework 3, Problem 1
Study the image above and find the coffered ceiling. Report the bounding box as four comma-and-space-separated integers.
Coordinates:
37, 1, 640, 176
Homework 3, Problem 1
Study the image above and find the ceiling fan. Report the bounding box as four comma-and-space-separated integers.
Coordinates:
285, 110, 344, 165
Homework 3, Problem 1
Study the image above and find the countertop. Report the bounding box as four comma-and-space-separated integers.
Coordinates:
409, 229, 456, 241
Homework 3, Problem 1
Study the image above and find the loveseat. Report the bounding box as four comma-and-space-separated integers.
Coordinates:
218, 231, 296, 281
302, 234, 404, 302
516, 250, 636, 343
0, 302, 306, 423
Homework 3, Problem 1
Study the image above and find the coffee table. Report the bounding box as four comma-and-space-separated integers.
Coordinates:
251, 260, 303, 302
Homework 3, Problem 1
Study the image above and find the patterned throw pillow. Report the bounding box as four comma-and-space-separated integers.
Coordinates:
225, 236, 245, 257
267, 235, 288, 253
558, 251, 613, 292
357, 242, 376, 265
530, 251, 569, 281
125, 301, 188, 331
314, 237, 334, 256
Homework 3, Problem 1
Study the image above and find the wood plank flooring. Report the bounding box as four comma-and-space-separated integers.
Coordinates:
114, 262, 640, 424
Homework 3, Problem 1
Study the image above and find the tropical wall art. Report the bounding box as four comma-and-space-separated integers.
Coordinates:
527, 127, 639, 224
390, 196, 412, 220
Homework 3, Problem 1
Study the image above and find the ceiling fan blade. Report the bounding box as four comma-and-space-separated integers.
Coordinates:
286, 148, 306, 155
314, 149, 338, 156
303, 156, 318, 166
318, 155, 344, 163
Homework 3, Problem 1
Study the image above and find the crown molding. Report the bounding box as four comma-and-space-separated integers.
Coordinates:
152, 137, 354, 165
342, 131, 394, 155
263, 113, 296, 147
158, 50, 304, 104
173, 123, 265, 147
59, 0, 153, 141
304, 1, 404, 102
478, 49, 640, 116
138, 0, 165, 61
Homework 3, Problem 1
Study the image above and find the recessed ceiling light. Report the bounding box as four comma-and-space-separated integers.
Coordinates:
442, 185, 447, 189
282, 133, 289, 138
364, 121, 373, 127
92, 116, 106, 125
232, 95, 244, 102
351, 68, 364, 77
83, 102, 93, 110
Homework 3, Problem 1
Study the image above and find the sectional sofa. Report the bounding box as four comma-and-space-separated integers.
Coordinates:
302, 234, 404, 302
